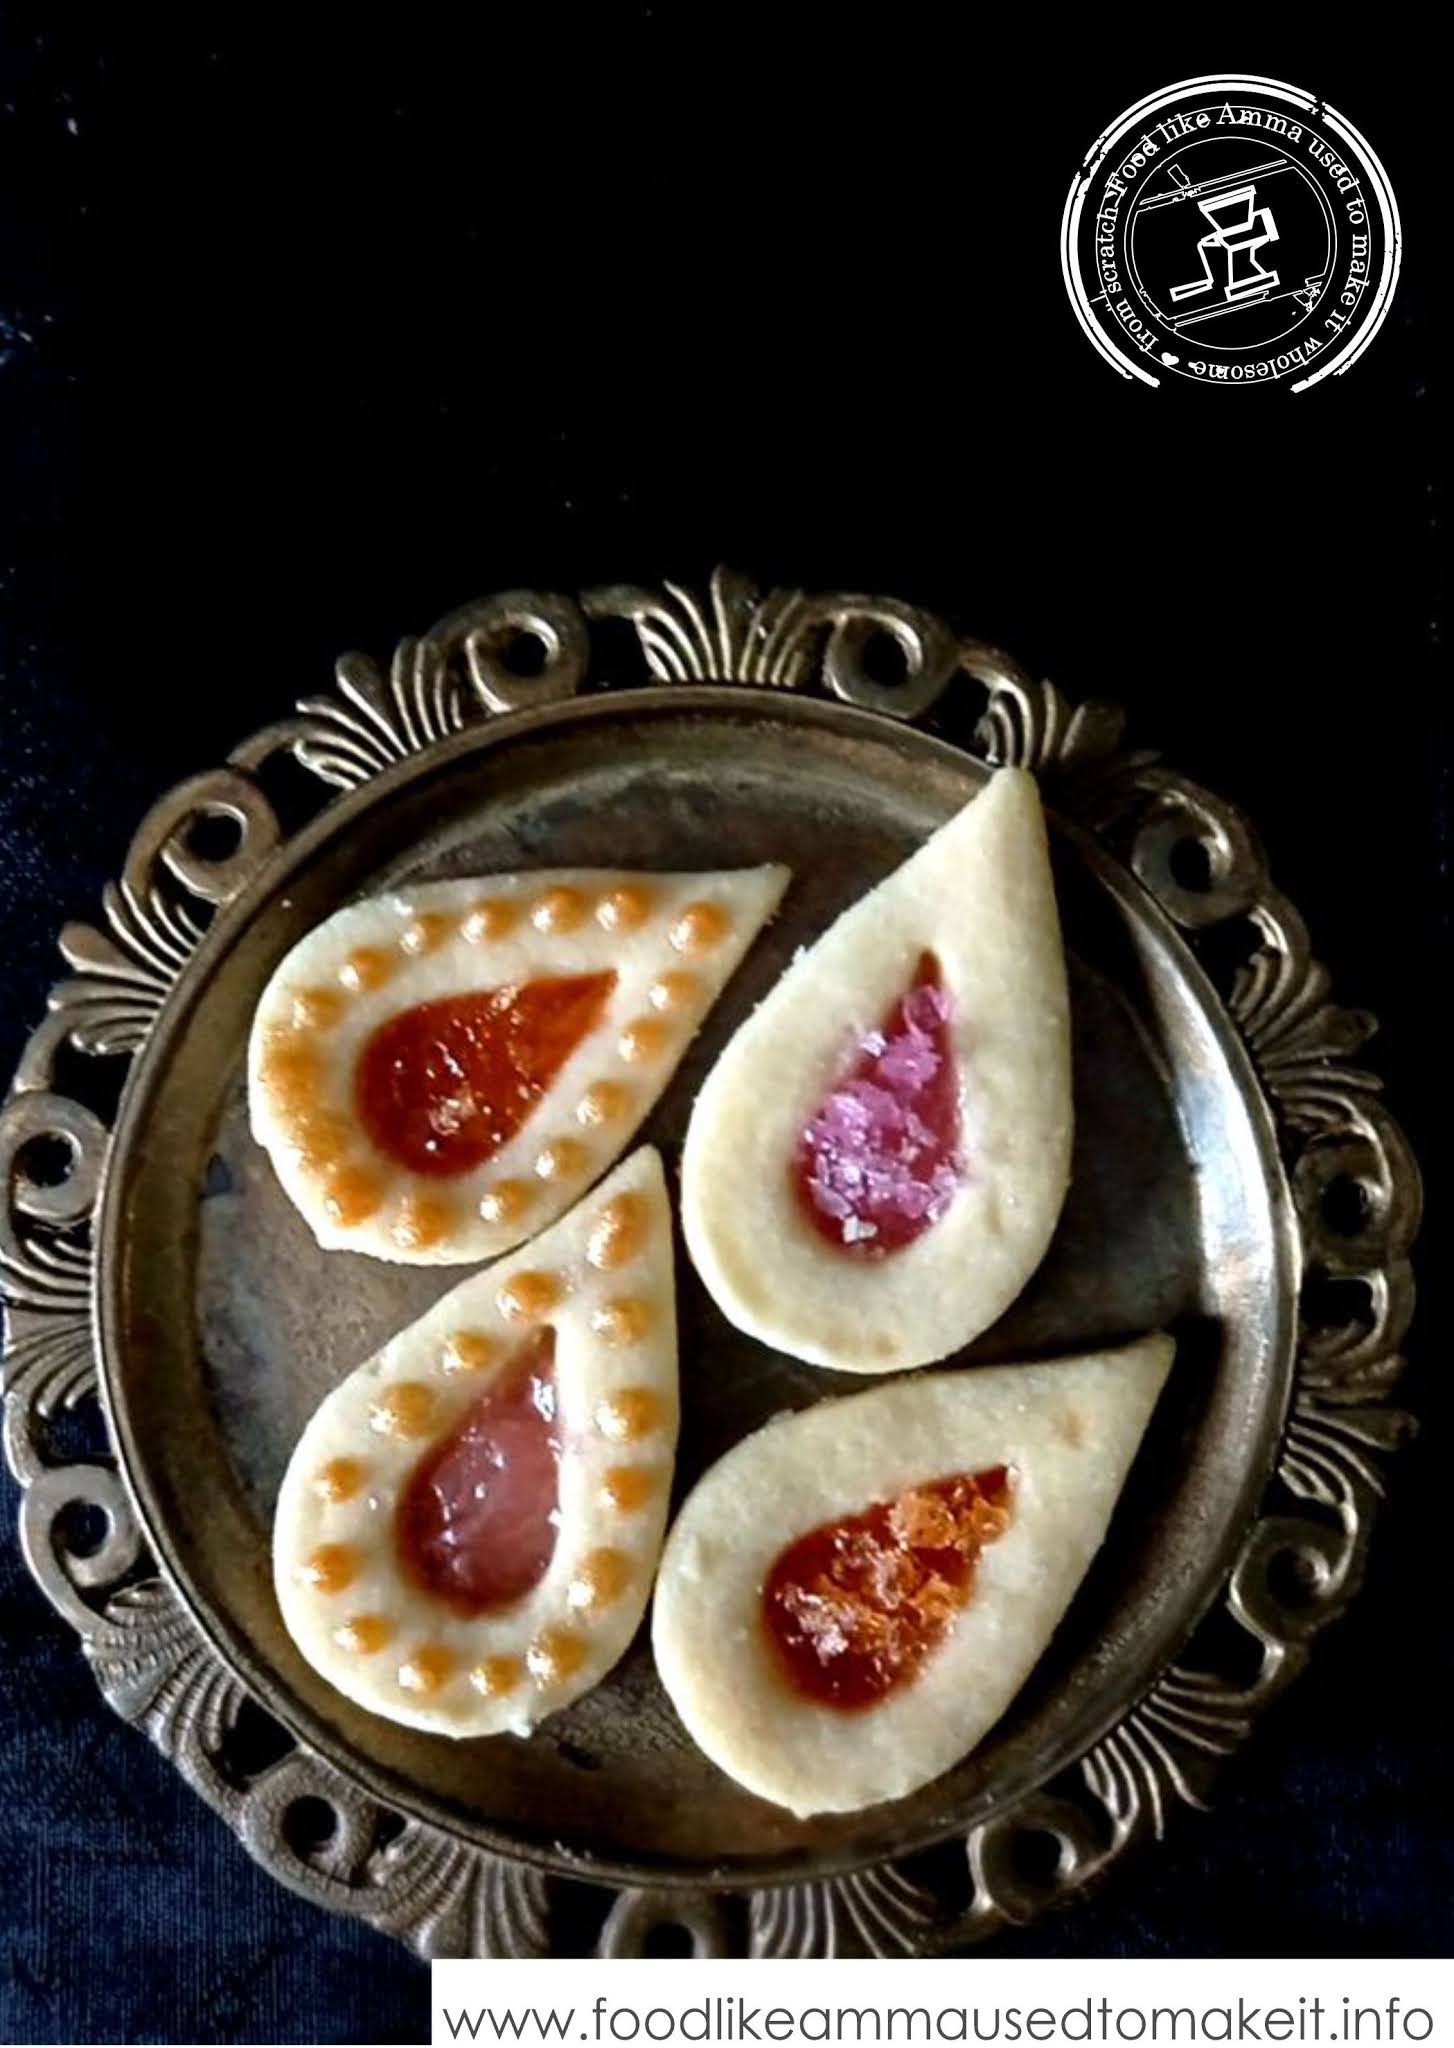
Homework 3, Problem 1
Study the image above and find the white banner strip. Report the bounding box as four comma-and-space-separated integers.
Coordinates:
433, 1958, 1450, 2048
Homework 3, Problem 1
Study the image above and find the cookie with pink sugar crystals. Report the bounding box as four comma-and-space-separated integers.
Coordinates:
681, 769, 1072, 1372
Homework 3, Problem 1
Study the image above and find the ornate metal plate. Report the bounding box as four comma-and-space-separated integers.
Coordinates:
2, 571, 1420, 1959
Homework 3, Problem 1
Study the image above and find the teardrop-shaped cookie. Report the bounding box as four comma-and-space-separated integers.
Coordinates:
250, 864, 787, 1262
274, 1146, 678, 1735
681, 769, 1070, 1370
652, 1333, 1172, 1815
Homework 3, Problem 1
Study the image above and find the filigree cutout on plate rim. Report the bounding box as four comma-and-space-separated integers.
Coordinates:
1, 569, 1420, 1958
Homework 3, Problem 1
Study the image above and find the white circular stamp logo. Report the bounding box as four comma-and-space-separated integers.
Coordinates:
1062, 73, 1401, 391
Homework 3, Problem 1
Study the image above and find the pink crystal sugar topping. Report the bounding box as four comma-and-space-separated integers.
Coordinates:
793, 950, 963, 1256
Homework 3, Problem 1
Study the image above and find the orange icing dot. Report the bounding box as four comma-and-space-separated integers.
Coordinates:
601, 1465, 656, 1512
669, 901, 731, 954
399, 911, 454, 956
391, 1193, 454, 1252
594, 1387, 665, 1442
618, 1017, 669, 1063
568, 1547, 632, 1610
595, 884, 654, 932
496, 1270, 563, 1323
586, 1193, 647, 1270
291, 986, 346, 1031
648, 971, 699, 1013
296, 1543, 359, 1594
322, 1164, 384, 1227
527, 1626, 588, 1685
263, 1037, 324, 1109
590, 1297, 652, 1348
313, 1457, 367, 1503
533, 1138, 588, 1182
442, 1330, 497, 1375
480, 1179, 535, 1226
369, 1381, 439, 1439
291, 1107, 353, 1175
339, 946, 395, 993
462, 898, 520, 943
333, 1613, 393, 1655
575, 1081, 631, 1127
397, 1644, 455, 1695
470, 1655, 525, 1698
531, 886, 588, 934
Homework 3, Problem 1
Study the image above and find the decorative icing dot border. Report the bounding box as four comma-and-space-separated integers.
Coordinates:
255, 882, 733, 1253
290, 1179, 672, 1714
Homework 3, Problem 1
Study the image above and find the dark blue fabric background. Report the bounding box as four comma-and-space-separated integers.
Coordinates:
1, 16, 1448, 2044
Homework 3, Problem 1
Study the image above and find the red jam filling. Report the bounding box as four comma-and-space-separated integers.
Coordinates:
396, 1329, 561, 1613
355, 974, 616, 1177
794, 950, 962, 1255
762, 1466, 1011, 1710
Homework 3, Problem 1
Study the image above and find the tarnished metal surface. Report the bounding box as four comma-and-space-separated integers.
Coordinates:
1, 571, 1419, 1957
